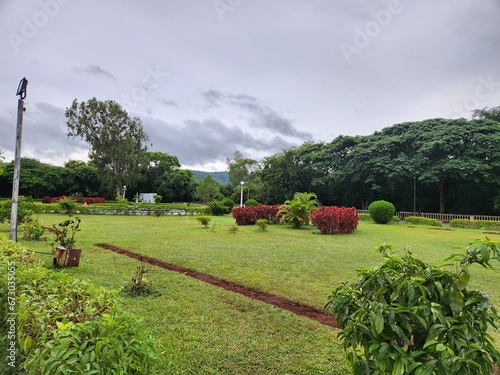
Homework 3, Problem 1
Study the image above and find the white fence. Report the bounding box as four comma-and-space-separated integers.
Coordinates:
357, 210, 500, 223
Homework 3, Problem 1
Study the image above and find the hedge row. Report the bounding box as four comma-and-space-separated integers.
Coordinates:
404, 216, 443, 227
0, 237, 157, 374
42, 196, 106, 204
310, 206, 359, 234
450, 219, 500, 230
232, 204, 281, 225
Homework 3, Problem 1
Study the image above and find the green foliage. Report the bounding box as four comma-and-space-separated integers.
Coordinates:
227, 224, 239, 233
326, 239, 500, 375
0, 197, 36, 224
255, 218, 268, 231
368, 200, 396, 224
21, 218, 45, 241
51, 217, 81, 249
121, 261, 159, 297
153, 194, 162, 204
195, 174, 222, 202
65, 98, 149, 197
197, 216, 212, 228
358, 213, 372, 221
280, 192, 319, 229
221, 197, 235, 211
450, 219, 500, 230
245, 198, 258, 206
405, 216, 443, 227
208, 200, 229, 216
0, 237, 158, 374
57, 198, 77, 215
115, 196, 129, 204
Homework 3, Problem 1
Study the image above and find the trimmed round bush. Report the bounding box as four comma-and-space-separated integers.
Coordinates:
208, 200, 228, 216
221, 197, 234, 212
244, 199, 258, 206
368, 200, 396, 224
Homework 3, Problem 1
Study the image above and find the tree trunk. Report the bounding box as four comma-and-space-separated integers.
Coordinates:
438, 176, 447, 213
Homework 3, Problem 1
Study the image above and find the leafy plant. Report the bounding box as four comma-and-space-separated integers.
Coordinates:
57, 198, 77, 215
450, 219, 500, 230
280, 192, 319, 229
197, 216, 212, 228
121, 261, 159, 297
21, 218, 45, 241
51, 217, 81, 249
208, 200, 229, 216
326, 238, 500, 375
255, 218, 268, 231
310, 206, 359, 234
153, 194, 162, 204
368, 200, 396, 224
228, 224, 239, 233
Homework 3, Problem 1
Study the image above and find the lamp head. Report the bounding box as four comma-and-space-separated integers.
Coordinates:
16, 77, 28, 99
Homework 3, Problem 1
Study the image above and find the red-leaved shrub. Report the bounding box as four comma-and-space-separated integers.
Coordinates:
232, 204, 281, 225
310, 206, 359, 234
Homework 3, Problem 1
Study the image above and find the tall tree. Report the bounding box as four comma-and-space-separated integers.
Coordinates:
63, 160, 100, 196
157, 169, 198, 202
65, 98, 149, 197
195, 174, 222, 202
137, 152, 181, 193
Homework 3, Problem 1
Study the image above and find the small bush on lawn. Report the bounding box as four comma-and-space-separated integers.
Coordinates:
256, 219, 268, 231
310, 206, 359, 234
280, 192, 319, 229
450, 219, 500, 230
368, 200, 396, 224
326, 238, 500, 375
405, 216, 443, 227
197, 216, 212, 228
208, 200, 228, 216
0, 236, 158, 374
221, 197, 234, 212
232, 204, 281, 225
245, 199, 258, 206
358, 213, 372, 221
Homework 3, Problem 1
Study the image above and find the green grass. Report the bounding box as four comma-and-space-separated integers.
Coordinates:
3, 214, 500, 374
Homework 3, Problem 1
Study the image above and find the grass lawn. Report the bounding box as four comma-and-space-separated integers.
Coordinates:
3, 214, 500, 374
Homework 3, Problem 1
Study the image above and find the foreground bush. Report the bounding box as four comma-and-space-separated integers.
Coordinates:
232, 204, 280, 225
326, 238, 500, 375
405, 216, 443, 227
368, 200, 396, 224
311, 206, 359, 234
0, 236, 157, 374
280, 192, 319, 229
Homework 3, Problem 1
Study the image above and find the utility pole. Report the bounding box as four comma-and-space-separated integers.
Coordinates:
9, 77, 28, 242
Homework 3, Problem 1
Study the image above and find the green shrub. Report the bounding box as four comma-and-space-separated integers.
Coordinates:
228, 224, 239, 233
221, 197, 235, 211
244, 199, 258, 206
256, 219, 268, 231
392, 215, 400, 223
280, 192, 319, 229
358, 213, 372, 221
120, 261, 159, 297
197, 216, 212, 228
58, 198, 77, 215
326, 238, 500, 375
450, 219, 500, 230
208, 200, 228, 216
405, 216, 443, 227
153, 194, 162, 204
368, 200, 396, 224
0, 197, 36, 224
0, 236, 158, 374
21, 218, 45, 241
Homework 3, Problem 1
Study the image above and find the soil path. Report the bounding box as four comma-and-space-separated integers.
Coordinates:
94, 243, 337, 328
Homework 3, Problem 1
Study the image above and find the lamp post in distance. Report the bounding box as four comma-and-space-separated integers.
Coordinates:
240, 181, 245, 207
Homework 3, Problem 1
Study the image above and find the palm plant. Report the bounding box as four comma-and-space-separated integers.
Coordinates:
280, 192, 319, 229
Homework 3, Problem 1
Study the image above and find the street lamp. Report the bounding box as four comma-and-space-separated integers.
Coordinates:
122, 185, 127, 199
240, 181, 245, 207
9, 77, 28, 241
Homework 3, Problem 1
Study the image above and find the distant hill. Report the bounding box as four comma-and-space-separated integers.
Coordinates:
191, 170, 229, 185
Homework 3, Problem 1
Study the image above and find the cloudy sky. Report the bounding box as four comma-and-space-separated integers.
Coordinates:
1, 1, 500, 171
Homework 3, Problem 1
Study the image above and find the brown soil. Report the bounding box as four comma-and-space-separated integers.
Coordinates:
94, 243, 337, 328
428, 227, 454, 231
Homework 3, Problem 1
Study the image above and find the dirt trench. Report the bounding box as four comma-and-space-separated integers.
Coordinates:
94, 243, 337, 328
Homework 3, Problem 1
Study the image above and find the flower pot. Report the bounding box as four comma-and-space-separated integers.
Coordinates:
54, 246, 82, 267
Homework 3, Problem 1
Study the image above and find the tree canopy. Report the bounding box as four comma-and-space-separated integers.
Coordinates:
65, 98, 149, 197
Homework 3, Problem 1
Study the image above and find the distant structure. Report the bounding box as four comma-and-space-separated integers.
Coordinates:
139, 193, 156, 203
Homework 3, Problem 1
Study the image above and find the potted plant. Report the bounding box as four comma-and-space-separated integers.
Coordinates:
52, 217, 82, 267
50, 198, 83, 267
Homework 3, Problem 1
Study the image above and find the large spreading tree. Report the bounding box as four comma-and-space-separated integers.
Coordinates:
65, 98, 149, 197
